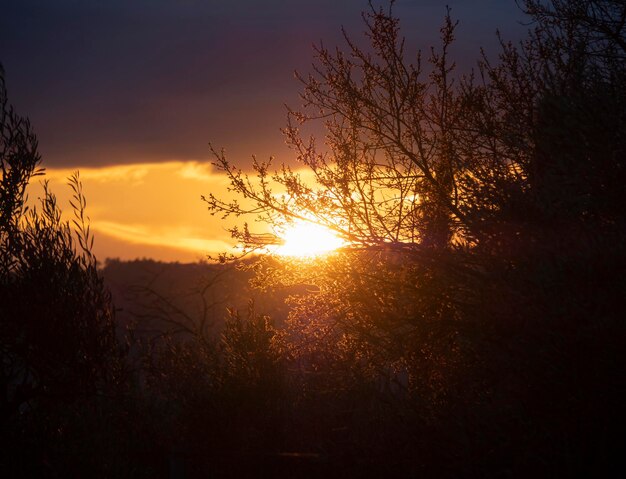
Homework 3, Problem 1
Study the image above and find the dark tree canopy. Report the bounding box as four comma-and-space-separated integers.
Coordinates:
0, 66, 123, 421
0, 0, 624, 476
206, 0, 626, 258
203, 1, 626, 473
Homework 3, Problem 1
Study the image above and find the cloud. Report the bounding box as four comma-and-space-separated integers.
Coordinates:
43, 160, 219, 185
176, 162, 216, 182
27, 160, 322, 262
44, 164, 151, 185
92, 220, 234, 255
27, 161, 240, 262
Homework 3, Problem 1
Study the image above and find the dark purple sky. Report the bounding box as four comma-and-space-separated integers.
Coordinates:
1, 0, 528, 168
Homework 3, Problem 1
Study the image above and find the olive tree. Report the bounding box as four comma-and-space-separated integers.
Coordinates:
0, 66, 123, 421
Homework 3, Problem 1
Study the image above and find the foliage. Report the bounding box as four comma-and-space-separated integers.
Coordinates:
204, 0, 626, 475
0, 65, 129, 476
205, 5, 468, 252
1, 0, 624, 475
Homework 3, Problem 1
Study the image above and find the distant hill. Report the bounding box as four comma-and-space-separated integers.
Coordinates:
101, 258, 293, 342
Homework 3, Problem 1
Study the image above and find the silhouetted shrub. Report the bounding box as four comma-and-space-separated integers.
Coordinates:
0, 65, 131, 477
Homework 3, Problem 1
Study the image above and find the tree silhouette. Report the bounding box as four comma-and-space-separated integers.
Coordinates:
205, 1, 626, 474
206, 5, 470, 254
0, 66, 128, 476
206, 0, 625, 254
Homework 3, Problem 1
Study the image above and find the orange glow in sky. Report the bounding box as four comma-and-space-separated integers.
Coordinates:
29, 161, 239, 263
273, 220, 344, 257
28, 162, 326, 263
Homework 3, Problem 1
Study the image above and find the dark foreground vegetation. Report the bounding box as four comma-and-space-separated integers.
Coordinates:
2, 1, 626, 477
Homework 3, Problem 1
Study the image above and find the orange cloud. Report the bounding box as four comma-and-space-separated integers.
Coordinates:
27, 161, 241, 262
26, 160, 321, 263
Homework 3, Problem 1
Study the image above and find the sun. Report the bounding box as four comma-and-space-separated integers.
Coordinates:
273, 220, 344, 257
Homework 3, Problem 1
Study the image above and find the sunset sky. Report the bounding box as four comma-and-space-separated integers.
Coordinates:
1, 0, 526, 262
